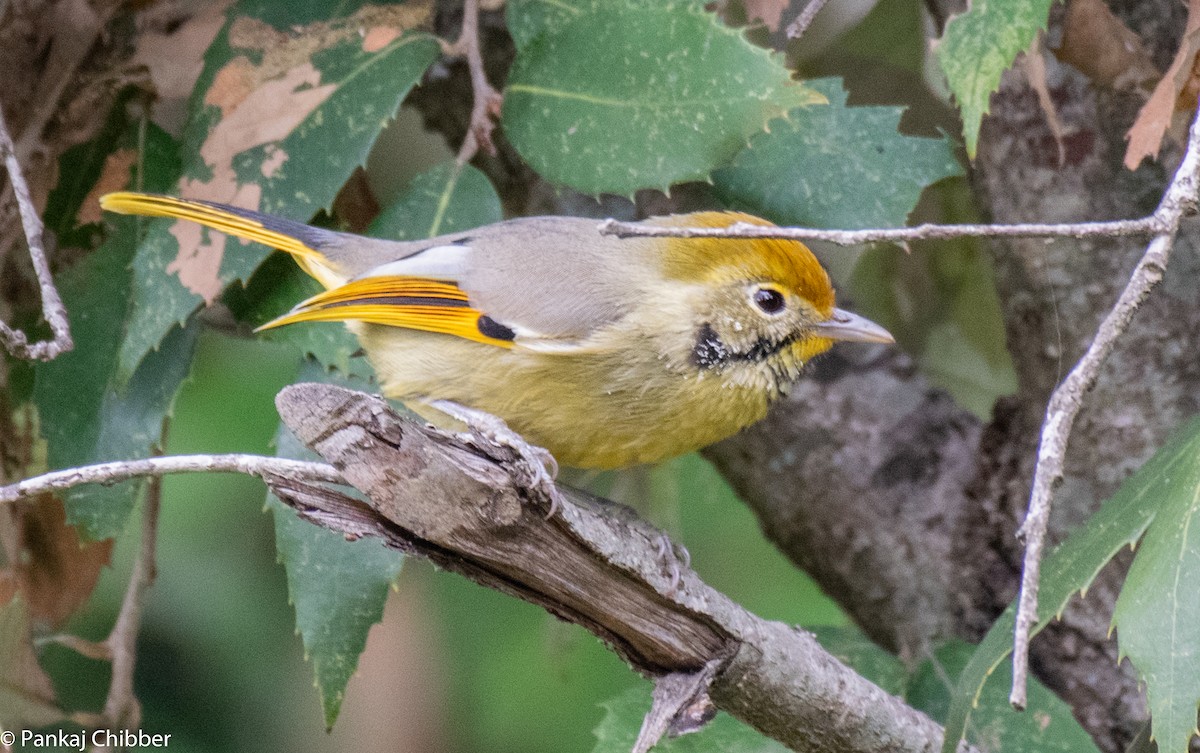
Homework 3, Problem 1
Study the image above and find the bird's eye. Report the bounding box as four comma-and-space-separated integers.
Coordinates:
753, 287, 786, 315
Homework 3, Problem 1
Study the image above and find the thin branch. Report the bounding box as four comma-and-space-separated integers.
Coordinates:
450, 0, 502, 164
1008, 104, 1200, 708
0, 102, 73, 361
100, 475, 161, 731
786, 0, 833, 40
0, 454, 344, 505
598, 214, 1163, 245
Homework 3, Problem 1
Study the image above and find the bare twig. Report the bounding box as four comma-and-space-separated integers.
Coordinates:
598, 214, 1162, 244
1008, 104, 1200, 708
786, 0, 833, 40
0, 102, 73, 361
0, 454, 344, 505
100, 475, 161, 731
450, 0, 502, 163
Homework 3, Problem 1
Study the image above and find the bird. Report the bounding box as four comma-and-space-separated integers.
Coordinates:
100, 191, 893, 471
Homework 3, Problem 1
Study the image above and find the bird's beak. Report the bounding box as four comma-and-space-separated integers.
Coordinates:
813, 308, 895, 344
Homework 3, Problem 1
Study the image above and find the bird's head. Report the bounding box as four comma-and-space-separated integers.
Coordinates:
651, 212, 893, 395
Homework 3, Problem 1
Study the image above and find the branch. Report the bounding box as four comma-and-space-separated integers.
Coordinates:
1008, 103, 1200, 708
786, 0, 833, 40
0, 454, 343, 505
0, 101, 73, 361
100, 475, 162, 730
449, 0, 501, 163
598, 215, 1162, 245
268, 381, 977, 753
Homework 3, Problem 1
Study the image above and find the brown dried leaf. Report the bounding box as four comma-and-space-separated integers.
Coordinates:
0, 597, 63, 729
1021, 39, 1067, 167
76, 148, 137, 225
133, 0, 235, 109
0, 497, 113, 630
1123, 0, 1200, 169
171, 61, 337, 301
745, 0, 790, 31
1056, 0, 1157, 90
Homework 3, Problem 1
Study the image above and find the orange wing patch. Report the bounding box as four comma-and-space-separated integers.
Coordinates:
257, 276, 516, 348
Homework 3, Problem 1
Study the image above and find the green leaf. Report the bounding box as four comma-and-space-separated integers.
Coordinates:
116, 1, 440, 383
1112, 425, 1200, 753
942, 418, 1200, 753
0, 598, 64, 730
935, 0, 1053, 157
229, 252, 372, 378
912, 641, 1099, 753
34, 125, 194, 540
591, 684, 789, 753
502, 2, 821, 195
713, 79, 962, 229
505, 0, 706, 51
43, 89, 141, 248
369, 160, 503, 240
267, 360, 404, 728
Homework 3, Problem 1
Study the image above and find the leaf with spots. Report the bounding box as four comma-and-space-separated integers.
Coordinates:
943, 417, 1200, 753
505, 0, 707, 50
502, 1, 822, 195
934, 0, 1054, 157
713, 79, 962, 230
116, 0, 440, 384
267, 361, 404, 729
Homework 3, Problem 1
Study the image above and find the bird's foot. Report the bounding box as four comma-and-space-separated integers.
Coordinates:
427, 399, 561, 516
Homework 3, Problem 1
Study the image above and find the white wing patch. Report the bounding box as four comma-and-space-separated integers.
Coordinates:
354, 244, 472, 282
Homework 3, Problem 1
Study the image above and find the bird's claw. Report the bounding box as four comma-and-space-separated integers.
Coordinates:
428, 400, 562, 516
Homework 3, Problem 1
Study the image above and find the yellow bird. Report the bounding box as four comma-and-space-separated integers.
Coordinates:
100, 192, 892, 470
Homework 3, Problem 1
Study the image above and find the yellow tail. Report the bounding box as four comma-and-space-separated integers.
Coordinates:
99, 192, 343, 288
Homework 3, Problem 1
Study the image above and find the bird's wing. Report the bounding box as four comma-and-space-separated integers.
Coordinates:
101, 193, 652, 351
337, 217, 655, 349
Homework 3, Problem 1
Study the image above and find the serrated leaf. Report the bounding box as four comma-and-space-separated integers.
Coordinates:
713, 78, 962, 229
34, 125, 196, 541
1112, 424, 1200, 753
912, 640, 1099, 753
268, 360, 404, 728
0, 598, 64, 730
935, 0, 1054, 157
117, 1, 439, 383
591, 685, 789, 753
369, 160, 502, 240
943, 418, 1200, 753
502, 2, 821, 195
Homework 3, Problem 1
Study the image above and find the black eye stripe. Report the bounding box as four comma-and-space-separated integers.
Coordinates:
753, 287, 785, 314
